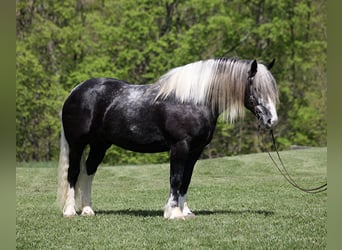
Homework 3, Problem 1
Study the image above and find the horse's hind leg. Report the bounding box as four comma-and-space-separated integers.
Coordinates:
63, 145, 86, 217
76, 143, 109, 216
75, 150, 94, 216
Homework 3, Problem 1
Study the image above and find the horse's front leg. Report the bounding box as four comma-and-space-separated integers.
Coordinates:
164, 194, 194, 219
164, 195, 194, 220
178, 149, 202, 218
164, 140, 189, 220
178, 194, 195, 218
164, 193, 184, 219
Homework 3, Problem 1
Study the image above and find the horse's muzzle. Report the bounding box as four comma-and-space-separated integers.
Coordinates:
255, 105, 277, 129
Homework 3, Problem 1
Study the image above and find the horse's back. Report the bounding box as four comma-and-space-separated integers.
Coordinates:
66, 78, 127, 101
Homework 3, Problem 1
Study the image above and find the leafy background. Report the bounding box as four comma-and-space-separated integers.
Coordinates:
16, 0, 327, 164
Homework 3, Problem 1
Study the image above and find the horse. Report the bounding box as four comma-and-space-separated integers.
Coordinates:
57, 57, 279, 219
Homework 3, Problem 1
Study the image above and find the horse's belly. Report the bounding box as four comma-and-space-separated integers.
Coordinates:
104, 122, 169, 153
115, 140, 170, 153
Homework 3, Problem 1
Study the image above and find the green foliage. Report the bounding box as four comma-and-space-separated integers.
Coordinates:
103, 146, 169, 165
16, 0, 327, 163
16, 148, 327, 249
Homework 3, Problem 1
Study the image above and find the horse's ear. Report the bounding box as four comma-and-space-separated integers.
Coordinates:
267, 58, 276, 70
249, 59, 258, 78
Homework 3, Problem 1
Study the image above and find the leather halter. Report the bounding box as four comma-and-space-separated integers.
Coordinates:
247, 76, 261, 119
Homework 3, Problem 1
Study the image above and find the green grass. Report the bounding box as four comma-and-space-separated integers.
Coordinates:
16, 148, 327, 249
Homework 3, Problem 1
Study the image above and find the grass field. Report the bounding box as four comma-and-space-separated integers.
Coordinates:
16, 148, 327, 249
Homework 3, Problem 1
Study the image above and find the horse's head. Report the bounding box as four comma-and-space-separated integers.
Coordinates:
244, 59, 278, 130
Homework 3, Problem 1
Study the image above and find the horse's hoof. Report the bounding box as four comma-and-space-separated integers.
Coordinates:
63, 206, 77, 217
169, 213, 185, 220
164, 206, 184, 220
81, 206, 95, 216
181, 202, 195, 218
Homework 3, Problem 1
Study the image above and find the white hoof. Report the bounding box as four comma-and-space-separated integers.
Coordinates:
182, 202, 195, 218
81, 206, 95, 216
63, 205, 77, 217
164, 206, 185, 220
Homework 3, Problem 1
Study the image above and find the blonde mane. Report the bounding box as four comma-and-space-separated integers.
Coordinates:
155, 58, 278, 123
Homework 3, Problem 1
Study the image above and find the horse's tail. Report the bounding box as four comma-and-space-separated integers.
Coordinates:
57, 125, 70, 211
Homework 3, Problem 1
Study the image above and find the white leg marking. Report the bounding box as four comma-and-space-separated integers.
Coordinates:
63, 187, 77, 217
164, 206, 184, 220
164, 193, 184, 220
80, 174, 95, 216
81, 206, 95, 216
75, 152, 95, 216
179, 195, 195, 218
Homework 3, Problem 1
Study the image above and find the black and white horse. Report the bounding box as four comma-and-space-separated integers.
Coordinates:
57, 57, 278, 219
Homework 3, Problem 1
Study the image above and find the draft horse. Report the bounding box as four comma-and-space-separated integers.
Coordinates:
57, 57, 279, 219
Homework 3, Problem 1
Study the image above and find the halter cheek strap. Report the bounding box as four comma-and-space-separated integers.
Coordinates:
247, 76, 260, 116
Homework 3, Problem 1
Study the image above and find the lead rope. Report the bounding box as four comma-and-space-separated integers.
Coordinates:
260, 129, 327, 194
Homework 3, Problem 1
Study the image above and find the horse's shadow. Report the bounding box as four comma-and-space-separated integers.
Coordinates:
95, 209, 274, 217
